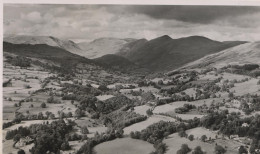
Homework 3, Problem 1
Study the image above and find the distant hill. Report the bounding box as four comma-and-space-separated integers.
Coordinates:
4, 35, 84, 55
78, 38, 137, 59
183, 42, 260, 69
3, 42, 92, 74
118, 35, 246, 72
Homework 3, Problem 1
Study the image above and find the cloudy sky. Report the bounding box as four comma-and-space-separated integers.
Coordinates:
3, 4, 260, 42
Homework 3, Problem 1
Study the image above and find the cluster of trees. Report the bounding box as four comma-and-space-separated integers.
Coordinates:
201, 110, 260, 142
47, 96, 61, 104
29, 119, 74, 153
6, 56, 31, 68
130, 121, 178, 144
238, 94, 260, 115
177, 144, 227, 154
150, 141, 168, 154
99, 95, 134, 114
224, 64, 260, 77
14, 110, 73, 121
5, 126, 30, 140
102, 110, 147, 129
175, 104, 196, 114
3, 118, 21, 129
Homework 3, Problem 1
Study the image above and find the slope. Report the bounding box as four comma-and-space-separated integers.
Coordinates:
183, 42, 260, 69
120, 35, 246, 72
4, 35, 84, 55
78, 38, 137, 59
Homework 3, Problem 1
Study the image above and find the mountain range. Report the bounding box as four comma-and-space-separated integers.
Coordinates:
4, 35, 248, 72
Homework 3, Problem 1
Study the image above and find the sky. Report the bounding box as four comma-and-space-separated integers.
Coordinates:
3, 4, 260, 42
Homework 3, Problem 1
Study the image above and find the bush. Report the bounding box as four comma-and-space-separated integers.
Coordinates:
177, 144, 191, 154
188, 134, 194, 141
215, 145, 226, 154
41, 103, 46, 108
81, 126, 89, 134
146, 109, 153, 116
192, 146, 204, 154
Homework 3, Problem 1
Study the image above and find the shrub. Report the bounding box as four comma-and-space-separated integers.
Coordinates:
41, 103, 46, 108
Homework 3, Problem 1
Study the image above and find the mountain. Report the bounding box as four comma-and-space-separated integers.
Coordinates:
183, 42, 260, 69
3, 42, 92, 74
78, 38, 137, 59
116, 39, 148, 57
118, 35, 246, 72
4, 35, 84, 55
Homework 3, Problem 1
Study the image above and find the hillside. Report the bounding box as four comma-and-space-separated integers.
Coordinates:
78, 38, 137, 59
4, 35, 84, 55
3, 42, 92, 74
94, 54, 149, 74
183, 42, 260, 69
119, 35, 246, 72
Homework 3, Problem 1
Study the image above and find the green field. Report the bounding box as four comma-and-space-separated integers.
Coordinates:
94, 138, 154, 154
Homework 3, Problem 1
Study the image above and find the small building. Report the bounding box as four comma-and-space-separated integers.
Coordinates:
242, 123, 249, 127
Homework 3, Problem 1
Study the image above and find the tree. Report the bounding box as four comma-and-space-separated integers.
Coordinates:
178, 130, 187, 138
116, 129, 124, 138
81, 126, 89, 134
238, 146, 248, 154
188, 134, 194, 141
75, 109, 84, 119
17, 149, 25, 154
146, 109, 153, 116
215, 145, 226, 154
201, 135, 207, 142
13, 134, 21, 142
41, 102, 46, 108
60, 141, 70, 151
98, 85, 109, 91
228, 92, 234, 99
67, 112, 73, 117
192, 146, 204, 154
177, 144, 191, 154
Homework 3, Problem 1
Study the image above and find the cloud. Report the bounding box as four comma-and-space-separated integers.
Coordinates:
3, 4, 260, 42
108, 5, 260, 24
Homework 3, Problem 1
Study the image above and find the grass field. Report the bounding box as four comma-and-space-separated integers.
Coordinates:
96, 95, 114, 101
94, 138, 154, 154
164, 132, 240, 154
133, 105, 152, 116
186, 127, 218, 139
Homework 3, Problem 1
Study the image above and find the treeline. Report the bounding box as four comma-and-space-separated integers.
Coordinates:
3, 118, 21, 129
224, 64, 260, 77
101, 110, 147, 129
5, 55, 31, 68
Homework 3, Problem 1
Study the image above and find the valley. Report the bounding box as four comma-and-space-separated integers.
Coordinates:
2, 35, 260, 154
